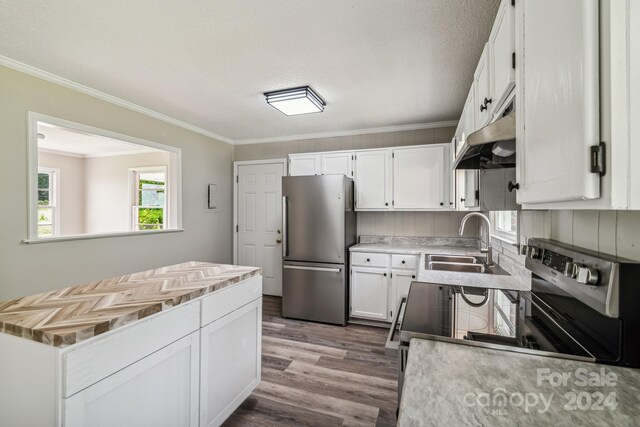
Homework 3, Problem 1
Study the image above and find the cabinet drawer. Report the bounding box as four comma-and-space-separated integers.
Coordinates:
391, 254, 418, 270
201, 276, 262, 327
64, 301, 200, 398
351, 252, 388, 268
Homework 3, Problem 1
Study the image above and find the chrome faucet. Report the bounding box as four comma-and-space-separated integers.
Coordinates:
459, 212, 492, 265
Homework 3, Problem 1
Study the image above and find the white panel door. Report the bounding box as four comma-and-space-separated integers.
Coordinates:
354, 149, 391, 210
392, 145, 447, 209
489, 0, 515, 115
321, 151, 353, 176
350, 267, 389, 321
200, 298, 261, 427
288, 154, 320, 176
237, 162, 284, 296
474, 44, 492, 128
516, 0, 600, 204
65, 332, 200, 427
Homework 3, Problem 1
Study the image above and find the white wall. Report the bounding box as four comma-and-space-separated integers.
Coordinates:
84, 152, 170, 234
38, 151, 85, 235
0, 65, 234, 300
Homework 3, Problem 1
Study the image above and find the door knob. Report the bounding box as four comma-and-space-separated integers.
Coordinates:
276, 238, 282, 244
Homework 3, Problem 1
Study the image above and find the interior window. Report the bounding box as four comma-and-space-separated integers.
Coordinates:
29, 113, 181, 241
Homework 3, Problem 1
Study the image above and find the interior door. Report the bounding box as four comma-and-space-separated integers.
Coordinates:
237, 162, 284, 296
516, 0, 600, 203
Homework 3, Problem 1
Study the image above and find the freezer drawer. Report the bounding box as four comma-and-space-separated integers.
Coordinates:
282, 261, 347, 326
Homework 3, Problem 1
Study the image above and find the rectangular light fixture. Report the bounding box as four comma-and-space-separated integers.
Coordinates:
264, 86, 326, 116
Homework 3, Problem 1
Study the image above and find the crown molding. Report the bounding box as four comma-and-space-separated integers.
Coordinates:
0, 55, 234, 145
233, 120, 459, 145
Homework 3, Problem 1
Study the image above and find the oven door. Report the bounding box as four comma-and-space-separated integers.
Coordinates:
385, 296, 407, 357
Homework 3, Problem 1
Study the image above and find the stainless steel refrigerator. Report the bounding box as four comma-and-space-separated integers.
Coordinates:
282, 175, 356, 326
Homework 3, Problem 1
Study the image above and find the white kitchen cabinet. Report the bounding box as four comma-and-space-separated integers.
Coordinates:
392, 145, 449, 210
455, 170, 479, 211
321, 151, 353, 176
474, 44, 492, 129
488, 0, 515, 116
463, 90, 476, 139
350, 267, 389, 321
391, 270, 415, 321
200, 298, 261, 427
65, 332, 200, 427
515, 0, 600, 205
354, 149, 391, 210
288, 153, 320, 176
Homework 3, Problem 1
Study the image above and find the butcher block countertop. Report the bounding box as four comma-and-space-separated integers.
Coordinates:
0, 262, 261, 348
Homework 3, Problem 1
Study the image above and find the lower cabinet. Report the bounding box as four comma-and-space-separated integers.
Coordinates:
350, 252, 418, 322
65, 332, 200, 427
200, 299, 262, 427
351, 267, 389, 321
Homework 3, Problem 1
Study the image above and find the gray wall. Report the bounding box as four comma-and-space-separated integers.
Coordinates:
0, 66, 234, 299
234, 126, 480, 240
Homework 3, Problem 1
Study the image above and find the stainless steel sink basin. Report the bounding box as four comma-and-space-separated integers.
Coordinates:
428, 255, 478, 264
428, 261, 487, 273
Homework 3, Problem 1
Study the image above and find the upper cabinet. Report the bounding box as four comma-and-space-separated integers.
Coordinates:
289, 154, 320, 176
289, 152, 353, 177
515, 0, 600, 205
321, 152, 354, 177
354, 149, 391, 210
473, 44, 492, 129
392, 145, 450, 210
488, 0, 516, 116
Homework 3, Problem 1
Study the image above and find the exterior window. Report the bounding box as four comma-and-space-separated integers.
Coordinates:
491, 210, 518, 243
131, 168, 166, 231
37, 169, 57, 237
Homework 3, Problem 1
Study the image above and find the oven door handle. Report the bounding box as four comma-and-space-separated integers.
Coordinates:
385, 296, 406, 356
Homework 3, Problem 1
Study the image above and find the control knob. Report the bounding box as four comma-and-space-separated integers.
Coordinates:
528, 246, 542, 259
576, 266, 599, 286
564, 262, 577, 278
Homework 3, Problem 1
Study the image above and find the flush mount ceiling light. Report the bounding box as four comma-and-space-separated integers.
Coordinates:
264, 86, 326, 116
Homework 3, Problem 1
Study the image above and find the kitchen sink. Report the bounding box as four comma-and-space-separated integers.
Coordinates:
427, 255, 479, 264
427, 261, 487, 273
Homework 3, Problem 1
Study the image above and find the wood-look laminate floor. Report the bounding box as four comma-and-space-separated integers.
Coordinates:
223, 296, 398, 427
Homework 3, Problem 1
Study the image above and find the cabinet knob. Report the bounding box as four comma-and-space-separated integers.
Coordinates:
383, 273, 387, 277
508, 181, 520, 192
484, 97, 492, 106
460, 198, 465, 202
385, 202, 389, 206
366, 258, 370, 262
440, 202, 444, 206
480, 103, 487, 112
401, 260, 406, 264
412, 275, 416, 279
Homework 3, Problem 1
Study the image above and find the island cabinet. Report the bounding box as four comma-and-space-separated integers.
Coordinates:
0, 263, 262, 427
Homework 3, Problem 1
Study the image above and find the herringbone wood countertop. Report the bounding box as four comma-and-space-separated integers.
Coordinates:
0, 262, 260, 348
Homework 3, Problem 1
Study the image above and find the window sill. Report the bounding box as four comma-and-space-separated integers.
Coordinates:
23, 228, 184, 244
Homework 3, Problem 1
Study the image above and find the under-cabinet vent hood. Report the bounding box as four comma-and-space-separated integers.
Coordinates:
454, 105, 516, 170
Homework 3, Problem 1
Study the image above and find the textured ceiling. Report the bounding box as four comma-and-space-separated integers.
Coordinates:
0, 0, 499, 143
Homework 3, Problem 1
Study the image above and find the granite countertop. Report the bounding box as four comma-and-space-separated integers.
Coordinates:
399, 339, 640, 426
0, 262, 261, 348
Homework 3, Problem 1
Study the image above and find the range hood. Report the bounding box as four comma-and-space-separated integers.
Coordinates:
453, 106, 516, 170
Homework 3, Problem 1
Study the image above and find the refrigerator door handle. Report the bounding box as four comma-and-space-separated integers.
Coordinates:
283, 265, 342, 273
282, 196, 288, 257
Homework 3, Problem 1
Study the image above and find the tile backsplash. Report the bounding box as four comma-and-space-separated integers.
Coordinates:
357, 211, 481, 239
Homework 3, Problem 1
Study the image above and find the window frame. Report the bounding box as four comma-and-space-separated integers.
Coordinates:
36, 167, 60, 237
129, 166, 168, 231
26, 112, 183, 243
490, 210, 519, 244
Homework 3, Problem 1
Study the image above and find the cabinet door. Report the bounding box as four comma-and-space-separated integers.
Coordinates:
474, 44, 492, 128
463, 90, 476, 138
65, 332, 200, 427
392, 145, 448, 209
321, 152, 353, 177
350, 267, 389, 321
200, 298, 262, 427
630, 1, 640, 208
489, 0, 515, 115
464, 170, 479, 208
392, 270, 415, 321
516, 0, 600, 203
289, 154, 320, 176
354, 150, 391, 210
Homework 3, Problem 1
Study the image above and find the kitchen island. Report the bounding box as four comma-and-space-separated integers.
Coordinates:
398, 339, 640, 426
0, 261, 262, 427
